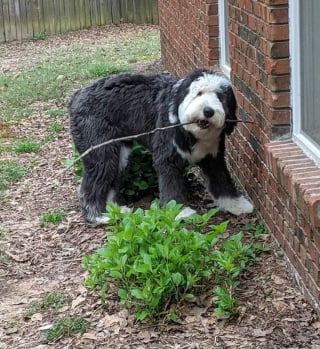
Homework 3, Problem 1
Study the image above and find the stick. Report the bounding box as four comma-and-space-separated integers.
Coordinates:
63, 119, 254, 171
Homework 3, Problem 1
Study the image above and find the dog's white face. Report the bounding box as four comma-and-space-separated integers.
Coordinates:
177, 73, 231, 139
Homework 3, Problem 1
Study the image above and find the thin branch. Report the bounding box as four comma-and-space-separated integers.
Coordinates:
63, 119, 254, 172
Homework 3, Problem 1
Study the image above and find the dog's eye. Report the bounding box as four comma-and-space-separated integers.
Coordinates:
197, 91, 203, 97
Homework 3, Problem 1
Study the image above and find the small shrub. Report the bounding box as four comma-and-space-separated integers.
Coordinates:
83, 201, 267, 320
11, 138, 41, 153
87, 64, 132, 77
121, 142, 157, 201
44, 316, 90, 343
40, 210, 65, 226
26, 292, 72, 317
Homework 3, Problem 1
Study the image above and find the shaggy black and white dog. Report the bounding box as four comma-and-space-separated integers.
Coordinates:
69, 69, 253, 224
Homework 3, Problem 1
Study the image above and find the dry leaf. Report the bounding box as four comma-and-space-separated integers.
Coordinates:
71, 295, 86, 309
271, 274, 286, 285
82, 332, 98, 340
31, 313, 43, 322
252, 327, 275, 337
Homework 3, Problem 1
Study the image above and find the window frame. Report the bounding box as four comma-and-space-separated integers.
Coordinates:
289, 0, 320, 165
218, 0, 231, 77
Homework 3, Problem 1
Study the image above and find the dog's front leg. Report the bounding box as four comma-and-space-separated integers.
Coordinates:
153, 154, 197, 219
199, 154, 254, 216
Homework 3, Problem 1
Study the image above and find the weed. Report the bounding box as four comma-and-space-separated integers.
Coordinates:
49, 122, 64, 133
11, 138, 41, 153
33, 31, 48, 41
40, 210, 65, 226
44, 316, 90, 343
0, 161, 29, 190
87, 64, 132, 77
64, 144, 83, 179
26, 292, 72, 317
83, 201, 267, 320
121, 142, 158, 201
46, 109, 65, 118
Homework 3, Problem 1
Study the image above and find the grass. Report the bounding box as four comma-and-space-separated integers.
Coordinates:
40, 210, 65, 226
0, 30, 160, 122
49, 122, 64, 134
26, 292, 72, 317
44, 316, 90, 343
0, 28, 160, 191
0, 161, 29, 190
10, 138, 41, 153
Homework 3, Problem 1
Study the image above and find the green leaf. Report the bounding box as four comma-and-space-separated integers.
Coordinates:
171, 272, 183, 286
131, 289, 144, 299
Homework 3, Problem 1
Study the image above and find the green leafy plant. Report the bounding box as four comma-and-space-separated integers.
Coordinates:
40, 210, 65, 227
26, 292, 72, 317
33, 31, 48, 41
121, 142, 158, 201
44, 316, 90, 343
83, 201, 267, 320
87, 64, 132, 77
64, 144, 83, 179
11, 138, 41, 153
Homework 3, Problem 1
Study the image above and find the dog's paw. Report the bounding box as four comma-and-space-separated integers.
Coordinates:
120, 205, 132, 213
89, 215, 111, 226
175, 206, 197, 220
215, 196, 254, 216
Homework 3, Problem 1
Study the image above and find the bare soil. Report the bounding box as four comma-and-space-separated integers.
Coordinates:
1, 25, 320, 349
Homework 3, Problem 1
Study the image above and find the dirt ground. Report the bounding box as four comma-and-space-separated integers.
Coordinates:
0, 25, 320, 349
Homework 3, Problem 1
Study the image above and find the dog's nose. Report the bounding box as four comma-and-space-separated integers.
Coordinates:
203, 107, 214, 118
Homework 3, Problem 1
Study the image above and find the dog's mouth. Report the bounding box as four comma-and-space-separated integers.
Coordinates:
197, 119, 210, 129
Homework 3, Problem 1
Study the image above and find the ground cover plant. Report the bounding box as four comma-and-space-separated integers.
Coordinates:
83, 201, 268, 321
25, 292, 72, 317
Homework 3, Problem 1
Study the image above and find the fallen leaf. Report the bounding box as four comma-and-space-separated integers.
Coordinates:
71, 295, 86, 309
82, 332, 98, 340
137, 330, 151, 343
271, 274, 286, 285
252, 327, 275, 337
31, 312, 43, 322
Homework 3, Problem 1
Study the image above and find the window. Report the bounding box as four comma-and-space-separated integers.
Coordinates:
290, 0, 320, 164
218, 0, 230, 76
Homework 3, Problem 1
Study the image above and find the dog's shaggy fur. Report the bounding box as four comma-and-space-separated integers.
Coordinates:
69, 69, 253, 224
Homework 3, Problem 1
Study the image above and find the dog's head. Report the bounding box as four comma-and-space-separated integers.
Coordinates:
169, 69, 237, 138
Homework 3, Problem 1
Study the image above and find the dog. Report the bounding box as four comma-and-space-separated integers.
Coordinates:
69, 69, 254, 224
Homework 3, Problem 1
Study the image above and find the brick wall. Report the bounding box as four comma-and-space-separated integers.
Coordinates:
159, 0, 320, 311
158, 0, 219, 77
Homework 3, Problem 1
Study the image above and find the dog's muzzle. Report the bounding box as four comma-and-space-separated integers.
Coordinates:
197, 107, 215, 129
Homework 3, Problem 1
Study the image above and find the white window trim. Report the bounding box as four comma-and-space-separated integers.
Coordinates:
289, 0, 320, 165
218, 0, 231, 77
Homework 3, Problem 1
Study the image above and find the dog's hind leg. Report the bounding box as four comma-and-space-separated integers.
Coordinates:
199, 154, 254, 216
79, 144, 127, 225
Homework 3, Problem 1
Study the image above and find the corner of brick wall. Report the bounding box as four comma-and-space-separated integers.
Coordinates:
159, 0, 320, 311
227, 0, 320, 309
158, 0, 219, 77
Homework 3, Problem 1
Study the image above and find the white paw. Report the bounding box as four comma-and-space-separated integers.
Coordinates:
175, 207, 197, 220
90, 215, 110, 226
215, 196, 254, 216
120, 205, 132, 213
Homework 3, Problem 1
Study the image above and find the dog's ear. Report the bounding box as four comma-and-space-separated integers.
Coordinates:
218, 85, 237, 135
